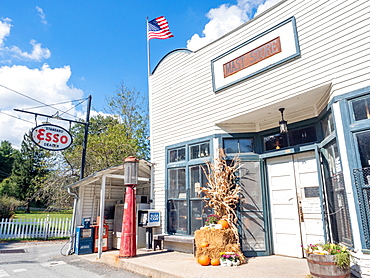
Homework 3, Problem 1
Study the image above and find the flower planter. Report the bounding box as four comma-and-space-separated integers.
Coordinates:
306, 253, 350, 278
220, 260, 240, 267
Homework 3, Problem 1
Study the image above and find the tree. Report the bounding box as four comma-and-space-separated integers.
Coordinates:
0, 195, 21, 219
9, 132, 50, 212
0, 140, 18, 183
63, 83, 149, 177
105, 83, 149, 160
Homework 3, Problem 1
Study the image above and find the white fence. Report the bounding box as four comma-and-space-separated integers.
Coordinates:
0, 217, 72, 240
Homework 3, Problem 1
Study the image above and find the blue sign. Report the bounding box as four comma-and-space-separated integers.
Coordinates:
148, 211, 160, 227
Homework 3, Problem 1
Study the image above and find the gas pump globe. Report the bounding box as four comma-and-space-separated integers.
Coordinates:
124, 156, 139, 185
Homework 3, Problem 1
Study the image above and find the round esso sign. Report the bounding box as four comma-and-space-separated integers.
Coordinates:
31, 124, 73, 151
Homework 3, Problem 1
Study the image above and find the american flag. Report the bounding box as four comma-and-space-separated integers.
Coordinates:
148, 16, 174, 40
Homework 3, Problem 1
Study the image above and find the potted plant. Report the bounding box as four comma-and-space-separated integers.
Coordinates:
219, 252, 240, 267
302, 243, 351, 277
205, 214, 220, 226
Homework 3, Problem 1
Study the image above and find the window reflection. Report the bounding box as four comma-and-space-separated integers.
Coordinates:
224, 138, 253, 154
264, 126, 317, 151
352, 96, 370, 121
190, 142, 209, 159
169, 147, 185, 162
356, 131, 370, 168
322, 113, 334, 138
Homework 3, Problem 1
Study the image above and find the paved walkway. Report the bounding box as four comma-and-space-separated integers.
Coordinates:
81, 249, 311, 278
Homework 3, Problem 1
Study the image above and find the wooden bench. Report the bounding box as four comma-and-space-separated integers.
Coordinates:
153, 234, 195, 253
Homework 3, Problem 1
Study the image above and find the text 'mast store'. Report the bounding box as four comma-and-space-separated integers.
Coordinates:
149, 0, 370, 276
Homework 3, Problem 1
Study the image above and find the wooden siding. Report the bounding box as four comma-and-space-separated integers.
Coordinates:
150, 0, 370, 231
77, 183, 125, 225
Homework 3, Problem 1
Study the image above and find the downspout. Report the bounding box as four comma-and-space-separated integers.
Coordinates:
150, 162, 154, 209
66, 187, 79, 255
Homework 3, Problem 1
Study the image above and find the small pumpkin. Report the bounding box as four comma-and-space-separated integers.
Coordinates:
217, 219, 229, 229
211, 258, 220, 266
198, 255, 211, 266
200, 241, 209, 248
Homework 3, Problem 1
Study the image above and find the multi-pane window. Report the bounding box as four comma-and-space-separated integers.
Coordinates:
168, 168, 186, 199
321, 141, 353, 246
224, 138, 253, 154
190, 142, 210, 159
355, 131, 370, 168
264, 125, 317, 151
352, 95, 370, 121
322, 112, 334, 138
169, 147, 185, 163
167, 142, 211, 235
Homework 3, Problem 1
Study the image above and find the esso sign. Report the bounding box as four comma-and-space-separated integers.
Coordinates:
31, 124, 73, 151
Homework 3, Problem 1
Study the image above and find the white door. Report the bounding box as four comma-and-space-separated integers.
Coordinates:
267, 151, 324, 258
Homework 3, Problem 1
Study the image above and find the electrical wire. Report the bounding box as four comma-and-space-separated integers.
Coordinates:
22, 98, 86, 111
0, 110, 34, 124
0, 84, 88, 120
0, 84, 90, 123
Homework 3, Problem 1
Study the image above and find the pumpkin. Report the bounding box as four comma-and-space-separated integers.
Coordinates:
211, 258, 220, 266
217, 219, 229, 229
200, 241, 209, 248
198, 255, 211, 266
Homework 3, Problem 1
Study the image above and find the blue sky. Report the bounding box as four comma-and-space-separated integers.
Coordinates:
0, 0, 279, 147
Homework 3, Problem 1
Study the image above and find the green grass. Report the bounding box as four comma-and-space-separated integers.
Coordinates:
14, 209, 73, 220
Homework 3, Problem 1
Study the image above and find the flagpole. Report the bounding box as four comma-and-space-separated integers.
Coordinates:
146, 17, 151, 78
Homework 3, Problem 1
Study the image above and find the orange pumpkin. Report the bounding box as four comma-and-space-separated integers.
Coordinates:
211, 258, 220, 266
198, 255, 211, 266
200, 242, 209, 248
217, 219, 229, 229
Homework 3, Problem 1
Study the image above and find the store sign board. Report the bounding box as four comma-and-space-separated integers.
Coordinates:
301, 199, 321, 214
223, 37, 282, 78
211, 17, 300, 92
31, 124, 73, 151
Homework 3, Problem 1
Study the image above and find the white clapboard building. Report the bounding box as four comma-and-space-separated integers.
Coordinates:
149, 0, 370, 276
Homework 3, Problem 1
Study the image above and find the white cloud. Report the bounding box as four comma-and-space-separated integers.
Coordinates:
9, 39, 51, 61
36, 6, 47, 25
0, 64, 85, 148
255, 0, 282, 16
0, 18, 12, 45
186, 0, 281, 51
0, 18, 50, 62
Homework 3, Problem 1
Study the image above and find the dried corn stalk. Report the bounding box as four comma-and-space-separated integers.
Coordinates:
200, 149, 241, 243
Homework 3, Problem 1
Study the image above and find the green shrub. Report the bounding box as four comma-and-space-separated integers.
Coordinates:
0, 195, 22, 219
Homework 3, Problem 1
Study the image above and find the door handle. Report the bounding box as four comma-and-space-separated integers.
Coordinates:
299, 206, 304, 222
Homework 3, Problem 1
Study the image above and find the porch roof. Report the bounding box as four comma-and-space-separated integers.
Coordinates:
66, 160, 151, 189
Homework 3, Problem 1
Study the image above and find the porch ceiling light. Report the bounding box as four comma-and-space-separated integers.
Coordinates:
279, 108, 288, 133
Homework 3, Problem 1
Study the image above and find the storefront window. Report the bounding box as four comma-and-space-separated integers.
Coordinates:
167, 141, 211, 235
168, 200, 187, 234
321, 140, 353, 246
169, 147, 185, 163
238, 161, 267, 252
190, 200, 212, 234
322, 112, 334, 138
264, 125, 317, 151
355, 131, 370, 168
168, 168, 186, 199
224, 138, 253, 154
190, 142, 210, 159
352, 95, 370, 121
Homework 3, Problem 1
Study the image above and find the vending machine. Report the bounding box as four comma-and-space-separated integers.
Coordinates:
92, 224, 109, 252
75, 218, 94, 255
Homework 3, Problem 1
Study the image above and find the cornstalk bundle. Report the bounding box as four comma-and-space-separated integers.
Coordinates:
200, 149, 241, 243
